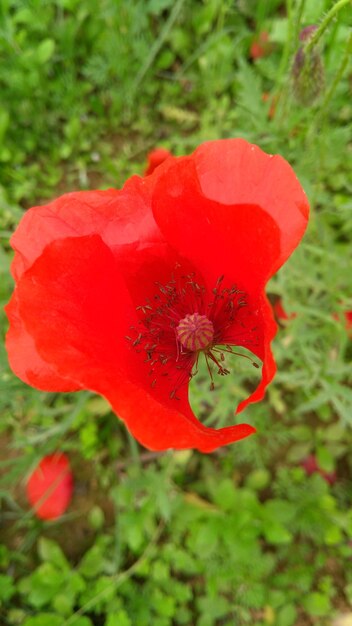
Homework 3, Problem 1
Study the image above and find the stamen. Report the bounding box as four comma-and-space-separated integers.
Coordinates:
127, 270, 259, 399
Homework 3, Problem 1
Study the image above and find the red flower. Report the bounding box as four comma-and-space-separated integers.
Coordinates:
333, 310, 352, 339
26, 453, 73, 520
5, 139, 309, 452
145, 148, 172, 176
261, 92, 277, 120
273, 298, 297, 323
301, 455, 336, 486
345, 311, 352, 337
250, 31, 271, 60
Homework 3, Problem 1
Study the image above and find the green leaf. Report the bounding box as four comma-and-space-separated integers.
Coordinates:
264, 500, 295, 524
264, 522, 292, 545
277, 604, 297, 626
0, 109, 9, 143
36, 39, 56, 64
148, 0, 174, 15
212, 478, 237, 511
88, 505, 105, 530
0, 574, 15, 602
52, 593, 74, 615
38, 538, 69, 570
324, 525, 343, 546
245, 469, 271, 490
68, 618, 93, 626
22, 615, 63, 626
316, 445, 335, 473
105, 612, 132, 626
303, 592, 331, 617
79, 544, 106, 578
25, 563, 63, 608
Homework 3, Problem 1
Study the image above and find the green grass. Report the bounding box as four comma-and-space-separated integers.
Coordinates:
1, 1, 352, 625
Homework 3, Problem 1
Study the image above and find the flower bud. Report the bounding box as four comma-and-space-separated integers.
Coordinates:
292, 25, 325, 105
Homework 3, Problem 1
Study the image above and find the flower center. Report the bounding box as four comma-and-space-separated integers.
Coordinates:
176, 313, 214, 352
127, 272, 259, 400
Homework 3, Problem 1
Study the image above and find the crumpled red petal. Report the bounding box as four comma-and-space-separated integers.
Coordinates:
26, 453, 73, 520
14, 234, 255, 452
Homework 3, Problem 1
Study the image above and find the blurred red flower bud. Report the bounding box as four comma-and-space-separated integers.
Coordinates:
26, 453, 73, 520
292, 25, 324, 105
273, 298, 297, 323
333, 310, 352, 339
345, 311, 352, 337
261, 92, 277, 120
301, 454, 336, 485
250, 32, 271, 60
299, 25, 317, 42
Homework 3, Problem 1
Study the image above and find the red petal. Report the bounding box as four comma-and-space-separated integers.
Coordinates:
346, 311, 352, 337
15, 235, 136, 389
194, 140, 309, 275
301, 455, 336, 485
9, 173, 185, 316
235, 293, 277, 413
107, 385, 256, 452
151, 139, 309, 411
10, 176, 160, 282
6, 181, 158, 392
152, 139, 309, 290
145, 148, 173, 176
26, 453, 73, 520
15, 235, 255, 452
5, 292, 80, 391
273, 298, 293, 322
250, 32, 271, 60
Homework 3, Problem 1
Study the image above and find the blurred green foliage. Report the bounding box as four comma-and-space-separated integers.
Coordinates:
1, 0, 352, 625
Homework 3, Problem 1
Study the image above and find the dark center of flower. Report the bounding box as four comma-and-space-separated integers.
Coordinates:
176, 313, 214, 351
126, 272, 259, 400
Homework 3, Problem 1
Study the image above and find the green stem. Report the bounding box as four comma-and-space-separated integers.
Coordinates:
274, 0, 305, 122
305, 0, 351, 54
294, 0, 306, 42
275, 0, 294, 91
305, 31, 352, 171
131, 0, 185, 93
319, 31, 352, 118
127, 431, 142, 468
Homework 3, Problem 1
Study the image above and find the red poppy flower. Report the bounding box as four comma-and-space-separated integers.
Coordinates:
26, 453, 73, 520
5, 139, 309, 452
273, 298, 297, 323
145, 148, 172, 176
333, 310, 352, 339
250, 31, 272, 60
301, 454, 336, 486
345, 311, 352, 337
